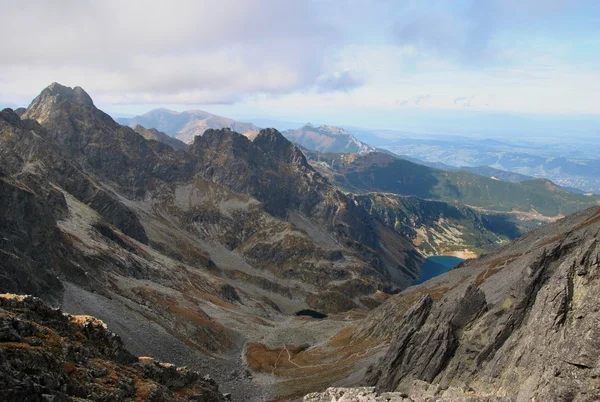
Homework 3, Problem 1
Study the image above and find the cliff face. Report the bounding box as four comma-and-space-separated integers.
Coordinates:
0, 294, 226, 401
360, 206, 600, 401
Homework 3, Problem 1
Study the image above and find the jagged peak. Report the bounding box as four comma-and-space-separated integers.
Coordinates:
189, 127, 246, 154
200, 127, 241, 139
254, 127, 294, 152
254, 128, 311, 168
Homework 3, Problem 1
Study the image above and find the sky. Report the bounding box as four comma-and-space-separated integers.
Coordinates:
1, 0, 599, 133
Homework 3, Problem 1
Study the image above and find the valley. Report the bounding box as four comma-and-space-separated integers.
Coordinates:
1, 83, 599, 401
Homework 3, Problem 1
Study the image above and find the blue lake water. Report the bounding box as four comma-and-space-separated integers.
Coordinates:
412, 256, 464, 286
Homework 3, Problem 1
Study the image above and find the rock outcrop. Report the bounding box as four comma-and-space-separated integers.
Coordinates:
0, 294, 227, 401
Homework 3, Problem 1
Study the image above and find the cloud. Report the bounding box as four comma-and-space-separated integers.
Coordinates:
396, 94, 431, 107
454, 96, 476, 108
389, 0, 573, 64
0, 0, 355, 104
316, 71, 363, 93
414, 94, 431, 105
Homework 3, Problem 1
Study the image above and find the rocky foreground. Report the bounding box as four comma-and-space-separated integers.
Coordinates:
303, 387, 512, 401
0, 294, 227, 401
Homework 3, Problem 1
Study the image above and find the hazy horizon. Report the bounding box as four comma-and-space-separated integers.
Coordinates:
1, 0, 599, 140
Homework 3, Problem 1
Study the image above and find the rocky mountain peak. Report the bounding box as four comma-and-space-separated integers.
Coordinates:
32, 82, 94, 108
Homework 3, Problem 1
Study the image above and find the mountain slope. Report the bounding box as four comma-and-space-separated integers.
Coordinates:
302, 204, 600, 400
283, 123, 375, 154
132, 124, 188, 150
310, 152, 599, 217
118, 108, 260, 143
17, 83, 420, 307
384, 138, 600, 194
354, 193, 520, 257
357, 204, 600, 400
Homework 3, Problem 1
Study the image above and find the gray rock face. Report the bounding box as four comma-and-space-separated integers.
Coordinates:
0, 178, 65, 304
362, 206, 600, 401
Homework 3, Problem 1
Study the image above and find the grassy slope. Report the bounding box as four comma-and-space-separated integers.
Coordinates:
315, 152, 599, 217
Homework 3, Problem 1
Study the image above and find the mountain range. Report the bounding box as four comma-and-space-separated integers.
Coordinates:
1, 83, 599, 400
117, 108, 260, 143
382, 136, 600, 194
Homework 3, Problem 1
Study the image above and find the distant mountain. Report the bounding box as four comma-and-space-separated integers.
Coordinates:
306, 151, 600, 217
283, 123, 375, 154
117, 108, 260, 143
131, 124, 188, 150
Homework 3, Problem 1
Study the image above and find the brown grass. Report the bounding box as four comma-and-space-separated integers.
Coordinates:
575, 209, 600, 231
63, 362, 76, 374
328, 324, 356, 347
0, 342, 40, 349
131, 286, 235, 352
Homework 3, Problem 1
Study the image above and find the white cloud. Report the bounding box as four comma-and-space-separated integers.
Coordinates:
0, 0, 351, 104
1, 0, 598, 118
